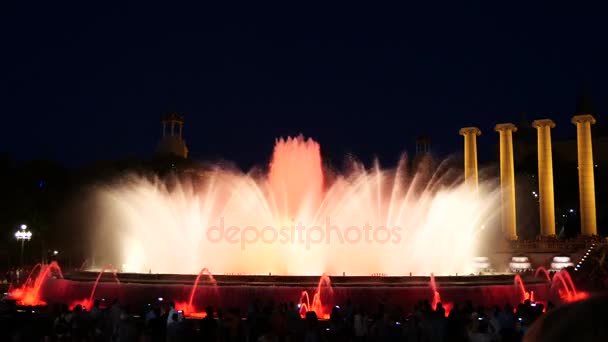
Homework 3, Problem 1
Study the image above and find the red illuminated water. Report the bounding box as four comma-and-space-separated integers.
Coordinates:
22, 263, 43, 287
513, 274, 535, 302
8, 262, 63, 306
430, 273, 452, 317
10, 262, 562, 317
534, 266, 551, 282
68, 265, 121, 310
298, 274, 333, 319
552, 269, 588, 303
175, 268, 216, 317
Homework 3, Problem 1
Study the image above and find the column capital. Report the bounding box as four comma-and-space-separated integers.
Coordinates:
532, 119, 556, 129
572, 114, 596, 125
494, 123, 518, 133
459, 127, 481, 136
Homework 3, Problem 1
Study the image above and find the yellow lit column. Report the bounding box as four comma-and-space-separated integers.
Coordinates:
495, 123, 518, 240
572, 114, 597, 236
532, 119, 556, 237
459, 127, 481, 189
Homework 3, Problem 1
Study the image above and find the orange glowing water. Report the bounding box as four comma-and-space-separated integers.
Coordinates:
70, 266, 121, 310
174, 268, 216, 317
430, 274, 452, 317
269, 136, 323, 219
22, 263, 43, 288
299, 274, 333, 319
90, 135, 501, 275
8, 262, 63, 306
183, 311, 208, 318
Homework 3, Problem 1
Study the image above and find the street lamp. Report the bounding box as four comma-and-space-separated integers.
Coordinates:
15, 224, 32, 266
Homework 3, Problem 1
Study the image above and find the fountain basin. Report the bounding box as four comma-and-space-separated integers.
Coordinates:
35, 272, 552, 315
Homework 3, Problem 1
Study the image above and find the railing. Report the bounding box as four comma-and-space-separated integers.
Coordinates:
507, 237, 607, 253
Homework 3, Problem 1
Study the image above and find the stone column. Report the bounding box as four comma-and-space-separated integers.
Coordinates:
572, 114, 597, 236
459, 127, 481, 189
532, 119, 556, 237
495, 123, 518, 240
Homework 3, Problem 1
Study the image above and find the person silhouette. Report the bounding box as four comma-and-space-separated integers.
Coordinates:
524, 295, 608, 342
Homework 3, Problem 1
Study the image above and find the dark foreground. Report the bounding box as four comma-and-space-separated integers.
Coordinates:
1, 272, 564, 341
1, 295, 548, 341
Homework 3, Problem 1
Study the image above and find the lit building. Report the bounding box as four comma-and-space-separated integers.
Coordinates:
155, 113, 188, 158
413, 135, 433, 167
505, 91, 608, 238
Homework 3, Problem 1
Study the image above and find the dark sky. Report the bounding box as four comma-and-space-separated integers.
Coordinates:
2, 2, 608, 168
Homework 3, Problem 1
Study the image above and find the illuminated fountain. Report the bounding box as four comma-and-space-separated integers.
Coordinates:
11, 262, 561, 316
88, 135, 501, 276
70, 266, 121, 310
550, 256, 574, 272
509, 257, 532, 273
6, 136, 590, 315
175, 268, 217, 317
514, 274, 535, 303
298, 274, 334, 319
430, 273, 452, 317
532, 267, 588, 304
534, 266, 551, 282
9, 262, 63, 306
551, 269, 588, 303
472, 257, 492, 273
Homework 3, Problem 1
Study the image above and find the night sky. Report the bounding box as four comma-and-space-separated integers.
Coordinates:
3, 3, 608, 168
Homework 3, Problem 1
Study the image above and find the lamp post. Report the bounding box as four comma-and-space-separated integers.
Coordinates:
15, 224, 32, 266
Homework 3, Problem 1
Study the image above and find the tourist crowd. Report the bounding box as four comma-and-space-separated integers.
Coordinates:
0, 296, 549, 342
2, 267, 33, 285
